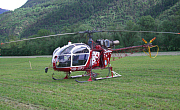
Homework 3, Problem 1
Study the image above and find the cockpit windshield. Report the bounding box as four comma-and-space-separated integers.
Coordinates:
73, 47, 89, 54
55, 45, 75, 56
54, 44, 90, 68
61, 45, 75, 54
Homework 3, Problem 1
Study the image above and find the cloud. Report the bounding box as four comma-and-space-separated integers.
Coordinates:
0, 0, 28, 10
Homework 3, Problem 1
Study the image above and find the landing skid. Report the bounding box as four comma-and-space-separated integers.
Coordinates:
52, 72, 90, 80
75, 71, 121, 83
70, 74, 89, 78
52, 70, 121, 82
95, 74, 122, 80
52, 73, 64, 80
75, 79, 95, 83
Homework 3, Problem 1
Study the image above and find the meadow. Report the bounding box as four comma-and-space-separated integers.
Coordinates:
0, 55, 179, 109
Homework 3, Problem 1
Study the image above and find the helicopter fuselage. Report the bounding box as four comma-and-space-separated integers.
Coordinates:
52, 42, 112, 72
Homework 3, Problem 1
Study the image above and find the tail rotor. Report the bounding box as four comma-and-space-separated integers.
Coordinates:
142, 37, 159, 58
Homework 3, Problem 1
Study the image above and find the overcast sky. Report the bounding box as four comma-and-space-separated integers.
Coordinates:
0, 0, 28, 10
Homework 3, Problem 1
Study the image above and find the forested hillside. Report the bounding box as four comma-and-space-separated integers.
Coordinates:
0, 0, 180, 55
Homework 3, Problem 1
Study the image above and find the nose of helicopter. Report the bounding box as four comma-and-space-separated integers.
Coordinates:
51, 43, 90, 69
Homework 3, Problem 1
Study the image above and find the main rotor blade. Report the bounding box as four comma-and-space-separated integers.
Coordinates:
1, 30, 179, 45
1, 32, 77, 45
102, 30, 180, 35
78, 30, 103, 34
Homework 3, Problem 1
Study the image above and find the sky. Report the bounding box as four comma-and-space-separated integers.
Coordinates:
0, 0, 28, 10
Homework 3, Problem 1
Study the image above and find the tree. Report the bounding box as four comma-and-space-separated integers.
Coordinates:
137, 15, 156, 42
120, 20, 139, 47
138, 15, 156, 31
37, 29, 51, 36
161, 15, 180, 51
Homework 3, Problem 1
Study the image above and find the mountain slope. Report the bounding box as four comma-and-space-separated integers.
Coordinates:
0, 0, 180, 55
0, 8, 9, 14
0, 0, 179, 41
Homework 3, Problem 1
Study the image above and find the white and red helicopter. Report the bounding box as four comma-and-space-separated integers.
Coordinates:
1, 30, 178, 82
44, 30, 159, 82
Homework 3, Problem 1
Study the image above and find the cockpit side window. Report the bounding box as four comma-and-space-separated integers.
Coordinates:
72, 54, 89, 66
56, 55, 71, 67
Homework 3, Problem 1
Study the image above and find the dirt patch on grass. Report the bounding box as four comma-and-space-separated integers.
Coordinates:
0, 97, 47, 110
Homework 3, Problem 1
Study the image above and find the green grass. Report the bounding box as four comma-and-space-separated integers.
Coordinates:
0, 55, 179, 110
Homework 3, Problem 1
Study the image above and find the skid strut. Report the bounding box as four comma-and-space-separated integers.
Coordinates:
75, 71, 121, 83
95, 71, 121, 80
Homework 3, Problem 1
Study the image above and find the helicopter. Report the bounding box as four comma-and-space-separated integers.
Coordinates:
44, 30, 159, 83
1, 30, 179, 82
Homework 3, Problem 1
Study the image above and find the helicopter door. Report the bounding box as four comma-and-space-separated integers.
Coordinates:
72, 46, 90, 66
72, 54, 89, 66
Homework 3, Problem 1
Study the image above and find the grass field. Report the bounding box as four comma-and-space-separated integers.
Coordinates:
0, 55, 179, 109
